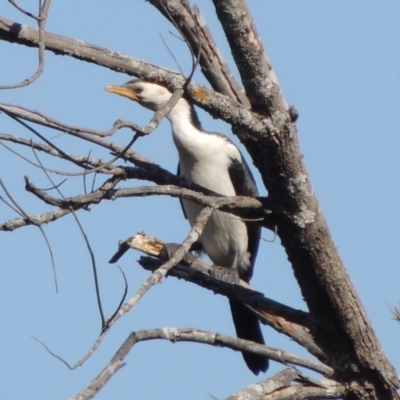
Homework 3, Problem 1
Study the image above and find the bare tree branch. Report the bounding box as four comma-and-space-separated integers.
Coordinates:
1, 0, 51, 89
117, 232, 323, 360
0, 207, 71, 231
226, 368, 298, 400
0, 172, 121, 233
147, 0, 250, 107
208, 1, 399, 397
0, 105, 275, 230
225, 368, 346, 400
0, 18, 268, 130
389, 303, 400, 324
0, 15, 182, 86
0, 103, 267, 200
24, 177, 273, 227
141, 254, 324, 359
211, 0, 286, 115
70, 328, 333, 400
0, 103, 153, 168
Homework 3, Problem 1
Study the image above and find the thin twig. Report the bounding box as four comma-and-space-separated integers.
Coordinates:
7, 0, 39, 20
160, 32, 184, 75
2, 109, 141, 177
30, 146, 108, 327
0, 174, 58, 291
0, 194, 25, 217
1, 0, 52, 89
83, 149, 92, 195
32, 336, 74, 369
0, 134, 117, 176
102, 266, 128, 333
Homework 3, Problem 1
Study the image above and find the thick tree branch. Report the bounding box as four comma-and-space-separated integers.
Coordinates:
0, 18, 270, 131
212, 0, 286, 115
228, 381, 346, 400
0, 16, 173, 83
208, 1, 399, 398
226, 368, 346, 400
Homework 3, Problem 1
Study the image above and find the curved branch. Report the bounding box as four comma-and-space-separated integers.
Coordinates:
7, 0, 39, 20
139, 255, 323, 359
70, 328, 333, 400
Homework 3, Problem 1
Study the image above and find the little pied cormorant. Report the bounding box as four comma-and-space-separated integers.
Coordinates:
105, 80, 268, 375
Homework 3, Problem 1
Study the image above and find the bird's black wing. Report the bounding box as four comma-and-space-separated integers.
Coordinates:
228, 153, 267, 374
228, 154, 261, 282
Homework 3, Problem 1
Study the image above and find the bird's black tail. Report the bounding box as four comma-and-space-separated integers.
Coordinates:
229, 299, 269, 375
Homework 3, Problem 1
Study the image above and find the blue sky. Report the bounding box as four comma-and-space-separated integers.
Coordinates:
1, 1, 400, 399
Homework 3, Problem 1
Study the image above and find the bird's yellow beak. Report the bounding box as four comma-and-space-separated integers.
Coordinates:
105, 85, 140, 102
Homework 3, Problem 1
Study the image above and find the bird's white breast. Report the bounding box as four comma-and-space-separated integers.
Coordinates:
171, 116, 250, 273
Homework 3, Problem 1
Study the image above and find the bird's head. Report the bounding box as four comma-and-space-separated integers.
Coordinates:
105, 79, 173, 112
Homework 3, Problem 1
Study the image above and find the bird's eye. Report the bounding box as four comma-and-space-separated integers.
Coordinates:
135, 86, 143, 94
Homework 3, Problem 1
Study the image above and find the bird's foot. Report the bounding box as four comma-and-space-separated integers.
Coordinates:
209, 266, 240, 284
159, 243, 197, 266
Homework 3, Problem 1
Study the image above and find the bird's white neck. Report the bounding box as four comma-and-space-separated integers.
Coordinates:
166, 98, 208, 159
167, 97, 200, 130
165, 97, 240, 174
